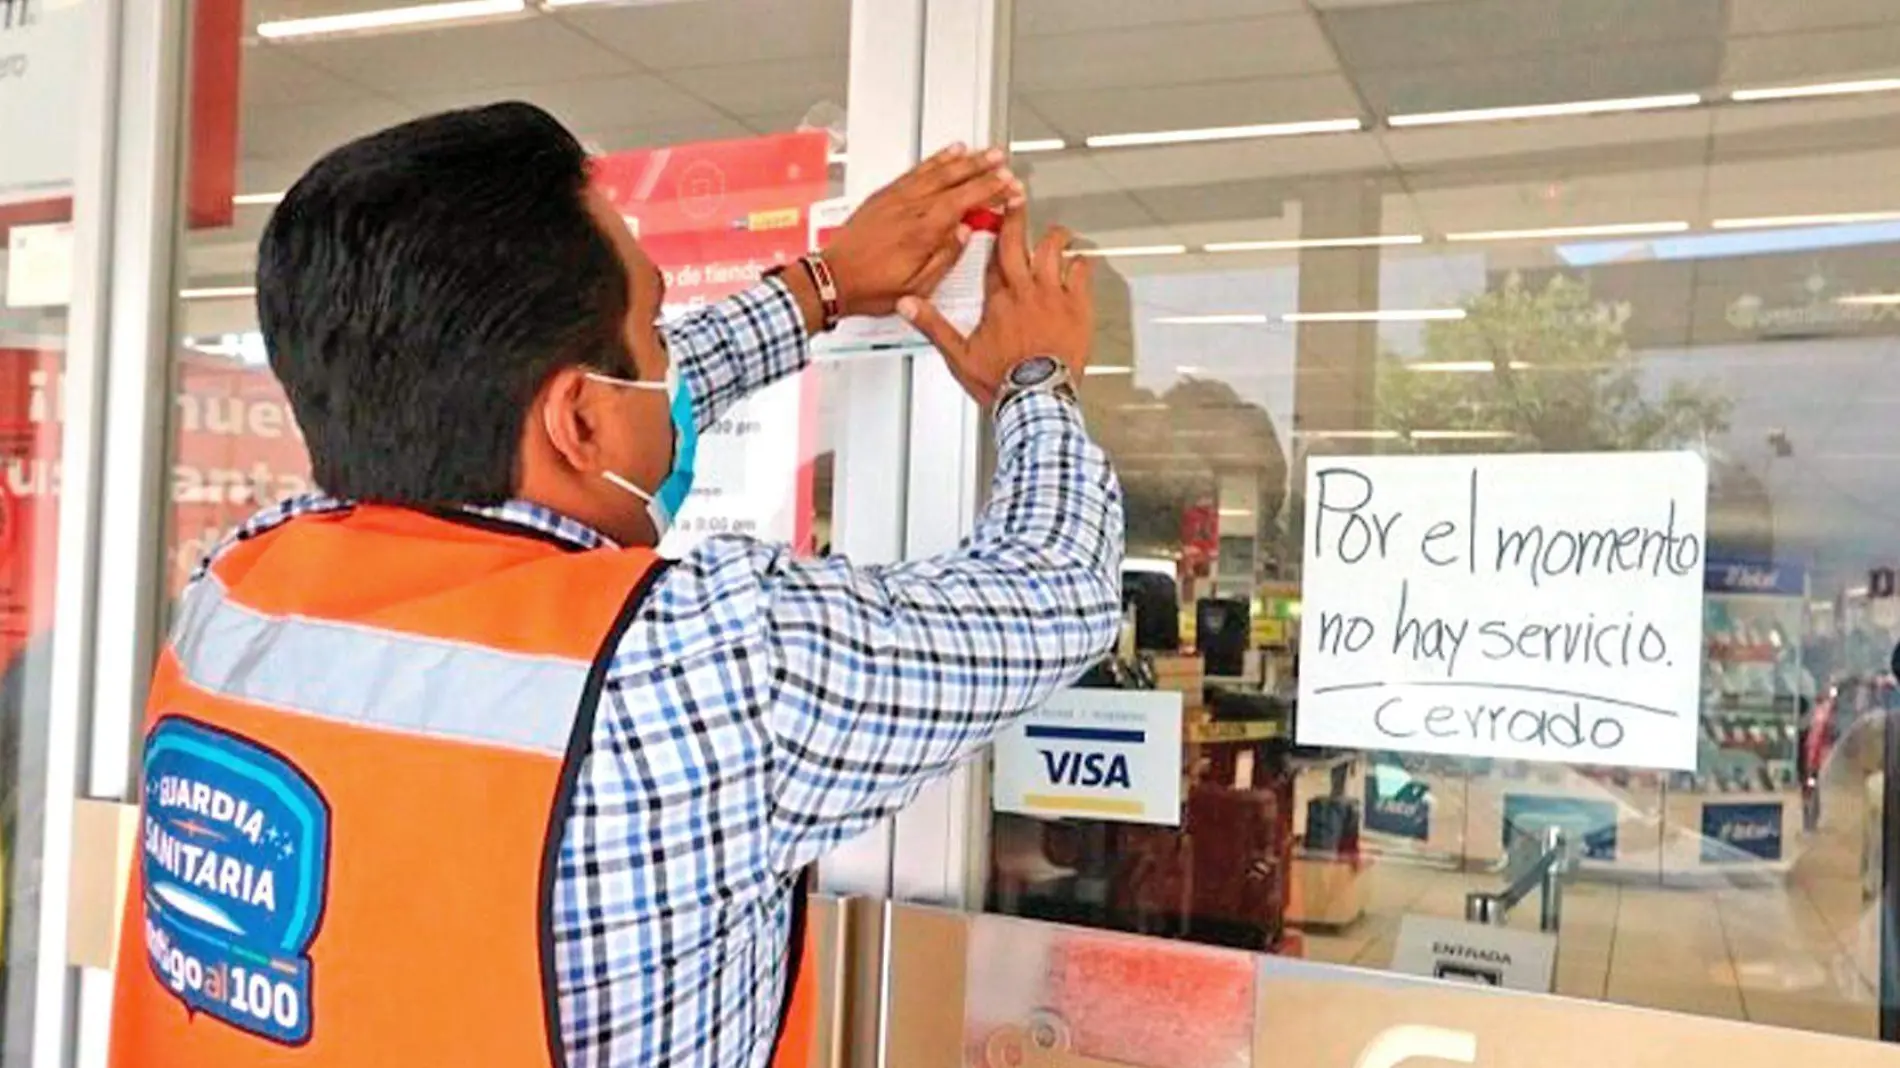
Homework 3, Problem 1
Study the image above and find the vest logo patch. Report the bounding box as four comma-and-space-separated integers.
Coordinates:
140, 717, 330, 1045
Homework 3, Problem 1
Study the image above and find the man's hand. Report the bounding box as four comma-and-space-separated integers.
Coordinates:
896, 208, 1093, 407
821, 145, 1022, 318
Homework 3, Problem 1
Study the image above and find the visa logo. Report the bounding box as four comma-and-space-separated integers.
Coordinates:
1024, 724, 1144, 791
1039, 750, 1132, 788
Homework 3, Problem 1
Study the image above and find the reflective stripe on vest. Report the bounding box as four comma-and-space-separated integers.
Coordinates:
171, 574, 589, 756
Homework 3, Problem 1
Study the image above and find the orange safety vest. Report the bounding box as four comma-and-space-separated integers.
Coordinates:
108, 505, 816, 1067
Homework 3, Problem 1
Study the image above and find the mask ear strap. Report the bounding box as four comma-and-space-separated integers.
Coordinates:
602, 469, 657, 504
585, 371, 666, 392
547, 400, 659, 504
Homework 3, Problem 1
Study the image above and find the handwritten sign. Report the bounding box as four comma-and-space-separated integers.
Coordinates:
1296, 453, 1707, 770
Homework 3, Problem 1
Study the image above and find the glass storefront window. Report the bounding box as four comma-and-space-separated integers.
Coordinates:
170, 0, 851, 615
0, 1, 104, 1060
985, 0, 1900, 1041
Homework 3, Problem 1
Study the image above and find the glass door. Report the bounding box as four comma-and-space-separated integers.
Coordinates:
894, 0, 1900, 1061
0, 1, 118, 1065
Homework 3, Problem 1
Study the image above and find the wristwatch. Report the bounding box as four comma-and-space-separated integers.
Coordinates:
994, 356, 1076, 413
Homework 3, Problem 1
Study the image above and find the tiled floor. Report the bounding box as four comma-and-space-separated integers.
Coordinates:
1300, 780, 1881, 1040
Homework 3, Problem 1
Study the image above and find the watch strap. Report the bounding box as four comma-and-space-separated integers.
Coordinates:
993, 357, 1077, 416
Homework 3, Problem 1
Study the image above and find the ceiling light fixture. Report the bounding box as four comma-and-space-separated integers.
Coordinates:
1446, 221, 1690, 242
1294, 429, 1401, 441
1068, 244, 1188, 258
1711, 211, 1900, 230
1408, 360, 1532, 373
1730, 78, 1900, 103
1388, 93, 1702, 128
1153, 314, 1270, 325
1838, 293, 1900, 306
1282, 308, 1466, 323
1409, 429, 1519, 441
233, 192, 284, 206
180, 286, 257, 301
1084, 365, 1133, 376
1085, 117, 1362, 149
256, 0, 528, 41
1204, 234, 1424, 253
1008, 138, 1067, 153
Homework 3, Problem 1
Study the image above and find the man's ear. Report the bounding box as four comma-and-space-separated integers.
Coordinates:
538, 366, 605, 472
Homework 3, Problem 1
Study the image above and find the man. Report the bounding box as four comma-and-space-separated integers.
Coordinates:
109, 102, 1120, 1068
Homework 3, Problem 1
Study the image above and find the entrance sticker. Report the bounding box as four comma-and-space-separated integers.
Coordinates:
992, 689, 1184, 826
1390, 915, 1556, 993
1296, 453, 1708, 770
141, 717, 331, 1044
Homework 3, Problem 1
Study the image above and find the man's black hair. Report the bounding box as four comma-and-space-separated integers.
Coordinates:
257, 101, 630, 506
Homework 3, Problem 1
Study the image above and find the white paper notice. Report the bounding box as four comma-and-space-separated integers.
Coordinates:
5, 222, 74, 308
657, 375, 803, 556
0, 1, 88, 200
805, 196, 984, 362
1296, 452, 1708, 771
992, 689, 1184, 826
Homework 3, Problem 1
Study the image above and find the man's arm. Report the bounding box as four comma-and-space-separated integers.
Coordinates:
662, 145, 1022, 433
754, 391, 1123, 871
662, 278, 811, 435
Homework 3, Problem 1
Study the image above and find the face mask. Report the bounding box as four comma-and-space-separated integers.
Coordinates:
581, 365, 698, 538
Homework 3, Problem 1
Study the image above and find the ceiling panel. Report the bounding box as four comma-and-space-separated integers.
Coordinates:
1082, 134, 1392, 195
1711, 106, 1900, 168
1007, 100, 1065, 142
1380, 110, 1711, 172
1012, 15, 1335, 93
1015, 0, 1304, 37
404, 74, 726, 131
1405, 167, 1710, 235
239, 97, 414, 164
285, 18, 635, 94
1349, 42, 1718, 115
1727, 0, 1900, 36
1704, 149, 1900, 217
1307, 0, 1453, 8
665, 58, 845, 119
1719, 24, 1900, 86
1031, 189, 1160, 235
556, 0, 848, 71
1132, 181, 1292, 229
1020, 74, 1362, 140
580, 116, 762, 157
1321, 0, 1723, 72
240, 45, 377, 107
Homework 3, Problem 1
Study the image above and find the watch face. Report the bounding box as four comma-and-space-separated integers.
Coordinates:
1010, 357, 1060, 387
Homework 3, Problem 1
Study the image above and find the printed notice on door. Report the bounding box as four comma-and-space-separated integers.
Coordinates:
1296, 452, 1707, 770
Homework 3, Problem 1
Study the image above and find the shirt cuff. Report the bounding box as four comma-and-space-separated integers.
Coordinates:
758, 273, 812, 337
994, 389, 1083, 456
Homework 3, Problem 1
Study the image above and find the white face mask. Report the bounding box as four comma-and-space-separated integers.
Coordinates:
545, 366, 698, 539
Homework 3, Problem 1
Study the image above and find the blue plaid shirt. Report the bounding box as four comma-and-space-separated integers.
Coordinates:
195, 278, 1123, 1067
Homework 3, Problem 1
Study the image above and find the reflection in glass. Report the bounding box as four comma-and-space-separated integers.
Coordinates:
990, 0, 1900, 1041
